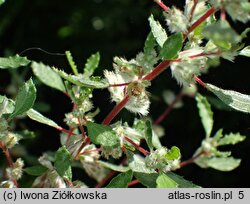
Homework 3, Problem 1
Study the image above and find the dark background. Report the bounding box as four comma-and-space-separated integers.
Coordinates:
0, 0, 249, 187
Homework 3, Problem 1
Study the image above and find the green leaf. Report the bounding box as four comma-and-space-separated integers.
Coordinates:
148, 15, 168, 47
0, 95, 15, 116
165, 172, 200, 188
31, 62, 65, 92
106, 170, 133, 188
0, 0, 5, 6
145, 120, 153, 151
160, 33, 183, 60
10, 79, 36, 118
217, 133, 246, 146
206, 157, 241, 171
196, 94, 214, 137
206, 83, 250, 113
241, 28, 250, 39
165, 146, 180, 160
24, 165, 48, 176
26, 109, 60, 129
83, 52, 100, 77
0, 55, 30, 69
144, 32, 156, 55
239, 46, 250, 57
86, 122, 120, 147
55, 146, 72, 180
65, 51, 78, 75
97, 161, 130, 172
156, 173, 178, 188
54, 68, 109, 89
203, 20, 241, 50
134, 172, 158, 188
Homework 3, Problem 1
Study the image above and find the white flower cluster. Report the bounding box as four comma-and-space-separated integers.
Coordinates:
6, 158, 24, 180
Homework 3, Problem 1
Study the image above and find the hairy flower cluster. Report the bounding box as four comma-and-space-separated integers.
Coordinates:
185, 0, 208, 23
6, 158, 24, 180
0, 132, 20, 149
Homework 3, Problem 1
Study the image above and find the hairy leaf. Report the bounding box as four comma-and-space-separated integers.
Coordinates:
239, 46, 250, 57
217, 133, 246, 146
65, 51, 78, 75
54, 68, 109, 89
0, 55, 30, 69
156, 173, 178, 188
148, 15, 168, 47
206, 83, 250, 113
97, 161, 130, 172
83, 52, 100, 77
160, 33, 183, 60
145, 120, 154, 151
144, 32, 156, 55
196, 94, 214, 137
206, 157, 241, 172
32, 62, 65, 92
86, 122, 120, 147
10, 79, 36, 118
106, 170, 133, 188
0, 95, 15, 116
26, 109, 60, 129
134, 172, 158, 188
55, 146, 72, 180
165, 172, 200, 188
24, 165, 48, 176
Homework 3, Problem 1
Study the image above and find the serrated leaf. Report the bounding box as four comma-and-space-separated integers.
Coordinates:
26, 109, 60, 128
196, 94, 213, 137
148, 15, 168, 47
156, 173, 178, 188
160, 33, 183, 60
106, 170, 133, 188
217, 133, 246, 146
83, 52, 100, 77
165, 146, 180, 160
97, 161, 130, 172
0, 95, 15, 116
206, 83, 250, 113
144, 32, 156, 55
206, 157, 241, 171
55, 146, 72, 180
203, 20, 241, 50
165, 172, 200, 188
145, 120, 153, 151
10, 79, 36, 118
239, 46, 250, 57
31, 62, 65, 92
86, 122, 120, 147
0, 55, 30, 69
24, 165, 48, 176
54, 68, 109, 89
65, 51, 78, 75
134, 172, 158, 188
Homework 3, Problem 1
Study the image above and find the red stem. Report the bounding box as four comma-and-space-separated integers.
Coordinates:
189, 0, 198, 22
154, 0, 169, 11
128, 179, 140, 187
184, 7, 216, 39
102, 95, 130, 125
154, 92, 184, 125
180, 152, 203, 167
56, 127, 77, 136
194, 75, 207, 89
124, 137, 150, 156
109, 82, 132, 87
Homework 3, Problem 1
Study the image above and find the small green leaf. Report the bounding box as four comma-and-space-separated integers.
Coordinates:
241, 28, 250, 39
55, 146, 72, 180
156, 173, 178, 188
203, 20, 241, 50
83, 52, 100, 77
217, 133, 246, 146
165, 172, 200, 188
206, 83, 250, 113
31, 62, 65, 92
65, 51, 78, 75
0, 55, 30, 69
160, 33, 183, 60
165, 146, 180, 160
196, 94, 214, 137
97, 161, 130, 172
86, 122, 120, 147
148, 15, 168, 47
134, 172, 158, 188
144, 32, 156, 55
0, 0, 5, 6
10, 79, 36, 118
26, 109, 60, 129
0, 95, 15, 116
24, 165, 48, 176
54, 68, 109, 89
106, 170, 133, 188
206, 157, 241, 171
145, 120, 153, 151
239, 46, 250, 57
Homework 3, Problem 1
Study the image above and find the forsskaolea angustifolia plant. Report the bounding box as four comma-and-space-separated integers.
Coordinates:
0, 0, 250, 188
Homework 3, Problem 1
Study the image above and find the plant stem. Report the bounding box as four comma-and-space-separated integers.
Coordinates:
124, 137, 150, 156
194, 75, 207, 89
179, 152, 203, 167
189, 0, 198, 22
102, 95, 130, 125
184, 7, 216, 39
154, 0, 169, 11
56, 127, 77, 136
109, 82, 132, 87
128, 179, 140, 187
154, 92, 184, 125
